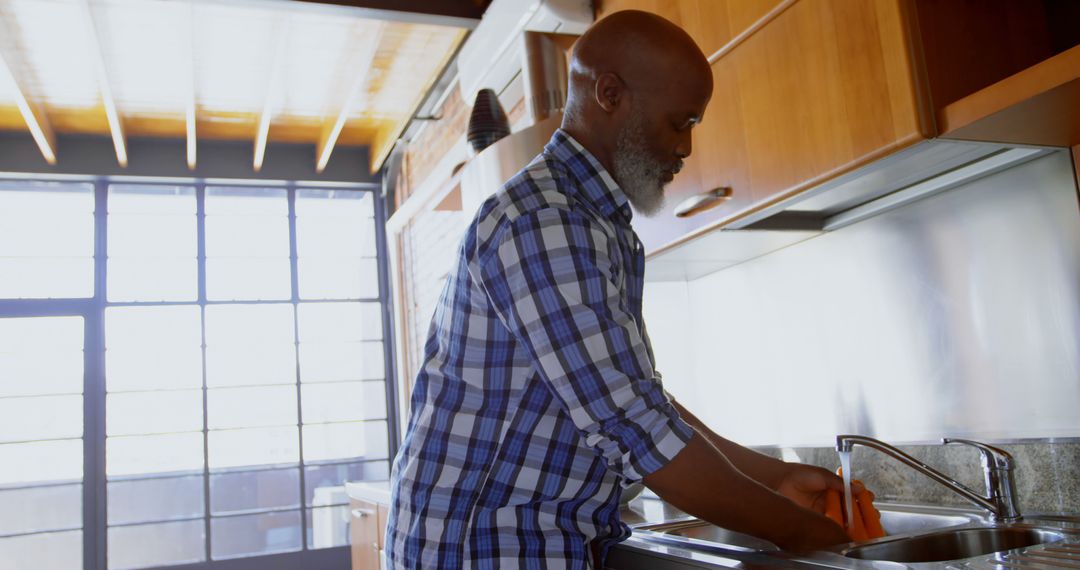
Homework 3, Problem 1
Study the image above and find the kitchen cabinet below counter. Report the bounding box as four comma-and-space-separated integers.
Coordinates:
346, 481, 390, 570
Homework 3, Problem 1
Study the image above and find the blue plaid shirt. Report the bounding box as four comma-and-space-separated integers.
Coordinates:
387, 130, 694, 568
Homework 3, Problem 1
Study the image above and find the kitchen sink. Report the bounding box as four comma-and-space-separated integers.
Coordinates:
842, 527, 1067, 563
876, 505, 981, 534
633, 503, 977, 554
637, 519, 780, 552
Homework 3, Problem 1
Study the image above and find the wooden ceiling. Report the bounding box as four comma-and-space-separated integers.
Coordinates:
0, 0, 469, 174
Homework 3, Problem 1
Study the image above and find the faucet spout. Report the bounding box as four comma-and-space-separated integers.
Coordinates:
835, 435, 1022, 523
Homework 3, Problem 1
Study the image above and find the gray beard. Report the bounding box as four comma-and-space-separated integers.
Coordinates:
612, 112, 668, 217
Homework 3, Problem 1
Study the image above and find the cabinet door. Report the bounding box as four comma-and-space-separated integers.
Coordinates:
680, 0, 789, 59
595, 0, 787, 60
730, 0, 931, 208
632, 55, 752, 255
350, 499, 380, 570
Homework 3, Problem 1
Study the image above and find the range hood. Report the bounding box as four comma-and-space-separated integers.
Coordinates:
647, 140, 1054, 282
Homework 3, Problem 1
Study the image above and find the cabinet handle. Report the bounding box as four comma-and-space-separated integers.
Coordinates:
352, 508, 376, 518
673, 187, 733, 218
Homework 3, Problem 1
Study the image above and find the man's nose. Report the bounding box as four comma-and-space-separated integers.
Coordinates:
675, 131, 692, 159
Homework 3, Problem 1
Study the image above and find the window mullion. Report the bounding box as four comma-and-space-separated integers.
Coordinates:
287, 185, 309, 549
196, 183, 212, 564
87, 179, 108, 570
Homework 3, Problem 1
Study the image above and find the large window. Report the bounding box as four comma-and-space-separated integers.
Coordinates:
0, 179, 394, 570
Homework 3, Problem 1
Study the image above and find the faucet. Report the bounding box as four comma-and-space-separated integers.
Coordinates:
836, 435, 1021, 523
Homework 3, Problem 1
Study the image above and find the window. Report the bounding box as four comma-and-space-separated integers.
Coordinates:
0, 179, 394, 570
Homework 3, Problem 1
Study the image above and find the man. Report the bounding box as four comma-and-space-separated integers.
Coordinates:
387, 10, 851, 568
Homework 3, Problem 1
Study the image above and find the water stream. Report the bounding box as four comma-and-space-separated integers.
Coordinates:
839, 450, 853, 531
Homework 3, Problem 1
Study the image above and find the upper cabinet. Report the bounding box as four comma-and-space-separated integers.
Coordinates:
595, 0, 1080, 256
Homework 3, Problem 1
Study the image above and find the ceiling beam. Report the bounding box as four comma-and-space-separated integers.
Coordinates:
316, 23, 383, 174
292, 0, 488, 28
254, 19, 288, 173
0, 45, 56, 165
79, 0, 128, 167
186, 3, 197, 170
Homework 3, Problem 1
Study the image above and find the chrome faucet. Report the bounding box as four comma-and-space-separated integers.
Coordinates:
836, 435, 1021, 523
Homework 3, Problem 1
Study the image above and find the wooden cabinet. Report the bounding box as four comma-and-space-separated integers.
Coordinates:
596, 0, 786, 60
596, 0, 1076, 256
349, 498, 385, 570
617, 0, 930, 255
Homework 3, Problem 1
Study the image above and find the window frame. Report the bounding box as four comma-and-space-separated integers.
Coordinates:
0, 174, 399, 570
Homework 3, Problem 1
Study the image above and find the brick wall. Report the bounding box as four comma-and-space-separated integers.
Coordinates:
398, 207, 467, 382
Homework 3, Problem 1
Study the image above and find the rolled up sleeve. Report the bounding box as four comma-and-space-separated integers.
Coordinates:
476, 206, 693, 482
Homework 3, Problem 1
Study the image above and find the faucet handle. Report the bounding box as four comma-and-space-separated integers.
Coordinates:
942, 438, 1015, 469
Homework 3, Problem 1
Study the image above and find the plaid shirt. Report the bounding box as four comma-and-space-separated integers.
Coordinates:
387, 130, 693, 569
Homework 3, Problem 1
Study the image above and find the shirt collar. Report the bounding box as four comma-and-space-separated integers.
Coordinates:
543, 129, 633, 225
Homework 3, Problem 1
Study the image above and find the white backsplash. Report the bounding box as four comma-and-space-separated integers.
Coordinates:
643, 150, 1080, 447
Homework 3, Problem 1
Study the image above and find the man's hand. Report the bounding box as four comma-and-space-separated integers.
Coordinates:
775, 464, 865, 514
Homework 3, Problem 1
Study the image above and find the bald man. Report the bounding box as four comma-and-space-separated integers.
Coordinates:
387, 11, 850, 568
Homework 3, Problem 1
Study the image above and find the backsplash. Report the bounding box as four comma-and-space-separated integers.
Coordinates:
642, 149, 1080, 514
643, 150, 1080, 447
752, 441, 1080, 514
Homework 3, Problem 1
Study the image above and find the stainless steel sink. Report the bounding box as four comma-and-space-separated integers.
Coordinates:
637, 519, 779, 552
876, 505, 982, 535
633, 503, 977, 555
842, 527, 1067, 563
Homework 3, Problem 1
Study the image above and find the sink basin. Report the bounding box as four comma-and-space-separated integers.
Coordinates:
843, 527, 1066, 562
650, 520, 779, 551
877, 506, 980, 535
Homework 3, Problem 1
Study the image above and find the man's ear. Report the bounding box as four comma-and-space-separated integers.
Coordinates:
594, 72, 625, 113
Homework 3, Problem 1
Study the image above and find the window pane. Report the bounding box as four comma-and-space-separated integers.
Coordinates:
205, 187, 290, 302
295, 189, 372, 218
0, 258, 95, 299
302, 420, 387, 462
106, 346, 203, 392
299, 341, 384, 382
298, 302, 382, 342
208, 426, 298, 469
108, 520, 204, 570
307, 505, 350, 549
206, 259, 292, 301
106, 306, 201, 392
210, 468, 300, 515
296, 217, 376, 258
0, 348, 83, 397
205, 345, 296, 387
304, 461, 387, 507
107, 390, 203, 436
0, 530, 82, 570
298, 257, 379, 300
301, 381, 385, 424
0, 395, 82, 443
205, 187, 287, 215
108, 186, 197, 215
205, 304, 295, 387
108, 476, 204, 525
206, 215, 290, 257
0, 181, 94, 299
208, 385, 296, 430
0, 439, 82, 485
0, 317, 83, 397
108, 214, 195, 257
211, 511, 302, 560
107, 433, 203, 477
107, 259, 197, 303
107, 185, 197, 302
0, 484, 81, 535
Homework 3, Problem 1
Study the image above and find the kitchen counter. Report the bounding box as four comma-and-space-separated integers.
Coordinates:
611, 491, 1080, 570
344, 480, 392, 506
